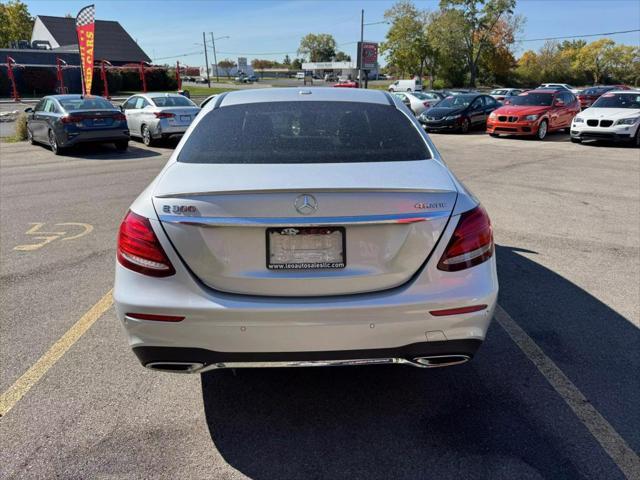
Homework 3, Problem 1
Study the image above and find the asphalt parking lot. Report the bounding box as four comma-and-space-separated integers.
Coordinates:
0, 132, 638, 479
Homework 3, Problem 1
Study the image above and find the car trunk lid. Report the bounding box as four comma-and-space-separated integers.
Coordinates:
152, 160, 458, 297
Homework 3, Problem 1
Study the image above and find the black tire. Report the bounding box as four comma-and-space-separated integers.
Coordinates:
115, 140, 129, 151
27, 127, 35, 145
536, 120, 548, 140
570, 137, 582, 144
141, 125, 153, 146
489, 133, 499, 138
460, 118, 470, 134
48, 129, 62, 155
635, 129, 640, 148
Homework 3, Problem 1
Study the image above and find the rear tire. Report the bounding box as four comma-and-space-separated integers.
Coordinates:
115, 140, 129, 151
536, 120, 548, 140
48, 129, 62, 155
635, 129, 640, 148
141, 125, 153, 146
489, 133, 499, 138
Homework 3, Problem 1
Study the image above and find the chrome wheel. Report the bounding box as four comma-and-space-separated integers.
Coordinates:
142, 125, 152, 146
537, 120, 548, 140
48, 130, 59, 154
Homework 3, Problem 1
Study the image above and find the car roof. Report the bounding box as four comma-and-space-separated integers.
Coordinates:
143, 92, 185, 98
218, 87, 392, 107
527, 89, 561, 94
48, 94, 99, 99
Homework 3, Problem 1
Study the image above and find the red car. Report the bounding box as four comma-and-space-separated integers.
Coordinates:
333, 80, 359, 88
577, 85, 631, 109
486, 89, 580, 140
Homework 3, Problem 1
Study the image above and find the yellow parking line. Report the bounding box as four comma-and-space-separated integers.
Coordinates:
495, 305, 640, 479
0, 289, 113, 418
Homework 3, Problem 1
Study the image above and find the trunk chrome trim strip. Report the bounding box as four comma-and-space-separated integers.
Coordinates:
158, 211, 449, 227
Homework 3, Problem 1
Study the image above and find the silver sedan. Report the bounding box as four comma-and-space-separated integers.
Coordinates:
121, 93, 200, 145
114, 88, 498, 373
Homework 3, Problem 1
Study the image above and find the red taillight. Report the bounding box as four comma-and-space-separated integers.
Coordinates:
114, 113, 126, 122
430, 305, 488, 316
125, 313, 184, 322
154, 112, 175, 119
438, 205, 493, 272
117, 211, 175, 277
61, 115, 83, 124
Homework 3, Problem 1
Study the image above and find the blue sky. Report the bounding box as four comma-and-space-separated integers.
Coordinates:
24, 0, 640, 67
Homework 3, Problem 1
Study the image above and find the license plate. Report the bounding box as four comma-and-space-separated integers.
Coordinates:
93, 118, 105, 124
266, 227, 346, 270
180, 115, 191, 122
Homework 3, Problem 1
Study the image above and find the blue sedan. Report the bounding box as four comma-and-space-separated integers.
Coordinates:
25, 94, 130, 155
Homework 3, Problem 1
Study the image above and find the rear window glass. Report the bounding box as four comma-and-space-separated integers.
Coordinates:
151, 96, 195, 107
59, 97, 114, 110
178, 101, 430, 164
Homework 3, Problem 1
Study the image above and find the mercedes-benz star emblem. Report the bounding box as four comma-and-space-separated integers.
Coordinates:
294, 194, 318, 215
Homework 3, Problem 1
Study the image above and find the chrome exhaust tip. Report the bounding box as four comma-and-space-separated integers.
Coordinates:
412, 355, 470, 368
145, 362, 204, 373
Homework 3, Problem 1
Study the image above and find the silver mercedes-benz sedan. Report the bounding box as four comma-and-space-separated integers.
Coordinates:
114, 88, 498, 373
121, 92, 200, 146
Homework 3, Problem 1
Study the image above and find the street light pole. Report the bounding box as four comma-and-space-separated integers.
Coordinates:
210, 32, 219, 83
359, 9, 364, 89
202, 32, 211, 88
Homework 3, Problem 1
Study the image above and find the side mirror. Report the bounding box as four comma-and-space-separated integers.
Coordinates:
24, 107, 33, 113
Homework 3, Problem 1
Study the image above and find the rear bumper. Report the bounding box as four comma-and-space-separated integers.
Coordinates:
133, 339, 482, 372
59, 128, 129, 147
114, 216, 499, 370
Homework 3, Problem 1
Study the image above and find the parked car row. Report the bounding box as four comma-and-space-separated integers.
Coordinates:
25, 92, 201, 154
399, 86, 639, 145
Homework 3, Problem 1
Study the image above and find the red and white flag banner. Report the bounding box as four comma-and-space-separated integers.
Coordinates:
76, 4, 96, 95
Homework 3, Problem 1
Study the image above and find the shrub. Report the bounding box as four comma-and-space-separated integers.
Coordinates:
19, 67, 57, 95
13, 113, 28, 141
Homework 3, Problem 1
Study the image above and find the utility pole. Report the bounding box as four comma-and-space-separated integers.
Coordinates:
202, 32, 211, 88
359, 9, 364, 89
210, 32, 219, 83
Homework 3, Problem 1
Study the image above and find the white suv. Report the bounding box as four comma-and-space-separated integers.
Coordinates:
571, 90, 640, 146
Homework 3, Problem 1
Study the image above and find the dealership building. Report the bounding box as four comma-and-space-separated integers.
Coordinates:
302, 61, 379, 79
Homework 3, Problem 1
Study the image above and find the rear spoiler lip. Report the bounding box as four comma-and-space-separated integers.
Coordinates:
154, 187, 456, 199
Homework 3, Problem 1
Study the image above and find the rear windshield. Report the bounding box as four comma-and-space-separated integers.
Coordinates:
582, 87, 612, 95
178, 101, 430, 164
510, 93, 554, 106
59, 97, 114, 110
592, 93, 640, 109
151, 96, 195, 107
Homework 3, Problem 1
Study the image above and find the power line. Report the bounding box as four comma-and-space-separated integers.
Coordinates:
521, 29, 640, 42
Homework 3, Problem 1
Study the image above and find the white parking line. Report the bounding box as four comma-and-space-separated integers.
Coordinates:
495, 305, 640, 479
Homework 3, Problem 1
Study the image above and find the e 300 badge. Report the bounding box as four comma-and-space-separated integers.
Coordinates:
163, 205, 198, 215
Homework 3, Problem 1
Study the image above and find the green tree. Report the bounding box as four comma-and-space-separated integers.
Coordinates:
217, 59, 236, 79
282, 54, 291, 66
291, 58, 303, 70
298, 33, 336, 62
574, 38, 617, 84
334, 51, 351, 62
426, 8, 469, 87
439, 0, 517, 86
0, 0, 34, 48
380, 1, 433, 81
607, 44, 639, 85
251, 59, 274, 77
